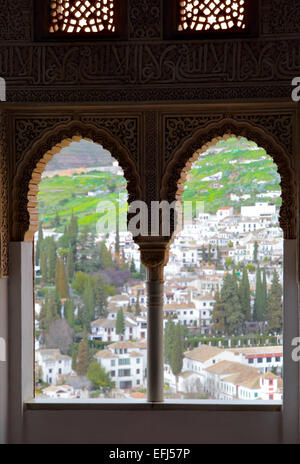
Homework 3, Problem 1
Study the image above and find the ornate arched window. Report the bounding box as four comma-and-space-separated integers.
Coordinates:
35, 0, 127, 40
165, 0, 258, 38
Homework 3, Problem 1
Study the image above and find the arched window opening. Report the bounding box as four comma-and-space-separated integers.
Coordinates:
34, 139, 147, 400
164, 136, 283, 402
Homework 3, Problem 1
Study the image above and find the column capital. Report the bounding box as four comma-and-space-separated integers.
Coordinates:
138, 239, 169, 283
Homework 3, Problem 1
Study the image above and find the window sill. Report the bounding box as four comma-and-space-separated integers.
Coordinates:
25, 399, 282, 412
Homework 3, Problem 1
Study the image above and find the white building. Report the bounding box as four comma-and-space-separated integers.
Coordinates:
36, 349, 72, 385
95, 341, 146, 389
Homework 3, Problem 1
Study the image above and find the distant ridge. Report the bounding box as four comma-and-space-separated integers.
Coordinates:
45, 140, 114, 171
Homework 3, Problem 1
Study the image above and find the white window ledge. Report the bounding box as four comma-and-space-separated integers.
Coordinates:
25, 399, 282, 412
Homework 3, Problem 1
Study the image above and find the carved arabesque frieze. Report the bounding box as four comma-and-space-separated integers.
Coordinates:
12, 120, 141, 242
1, 37, 300, 103
161, 117, 297, 240
0, 111, 9, 278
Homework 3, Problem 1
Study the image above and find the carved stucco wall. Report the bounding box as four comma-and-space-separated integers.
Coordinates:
0, 105, 295, 275
0, 0, 300, 102
0, 1, 299, 274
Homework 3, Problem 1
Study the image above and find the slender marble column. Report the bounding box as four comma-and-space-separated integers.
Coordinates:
141, 245, 168, 403
146, 264, 165, 402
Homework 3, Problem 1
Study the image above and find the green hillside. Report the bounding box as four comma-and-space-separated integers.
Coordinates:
182, 137, 281, 214
37, 137, 282, 231
38, 170, 127, 231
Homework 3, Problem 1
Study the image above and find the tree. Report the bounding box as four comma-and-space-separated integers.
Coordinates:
40, 249, 48, 283
68, 212, 79, 264
87, 361, 114, 390
47, 237, 57, 282
164, 315, 176, 365
253, 241, 259, 263
72, 271, 89, 296
64, 298, 75, 328
135, 294, 141, 316
93, 273, 107, 318
99, 242, 114, 270
212, 273, 244, 336
45, 318, 74, 355
82, 277, 95, 329
35, 221, 44, 266
169, 324, 184, 391
76, 339, 89, 376
116, 309, 125, 338
211, 291, 225, 334
114, 216, 120, 264
67, 248, 75, 280
267, 271, 283, 334
254, 266, 265, 321
239, 266, 251, 321
39, 293, 60, 334
55, 257, 70, 299
261, 268, 268, 318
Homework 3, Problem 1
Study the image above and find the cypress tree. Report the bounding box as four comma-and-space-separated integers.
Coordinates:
267, 271, 283, 334
67, 248, 75, 280
83, 277, 95, 323
135, 294, 141, 316
253, 241, 259, 263
212, 273, 244, 335
164, 315, 176, 365
65, 298, 75, 328
254, 266, 264, 321
212, 290, 225, 334
40, 249, 48, 283
76, 339, 89, 376
99, 242, 114, 270
94, 273, 107, 318
239, 266, 251, 321
48, 237, 57, 282
262, 268, 268, 319
36, 221, 44, 266
56, 257, 70, 299
116, 309, 125, 338
69, 212, 79, 264
170, 324, 183, 391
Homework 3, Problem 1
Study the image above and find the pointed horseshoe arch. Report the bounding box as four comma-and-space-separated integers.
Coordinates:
12, 121, 142, 242
161, 118, 297, 240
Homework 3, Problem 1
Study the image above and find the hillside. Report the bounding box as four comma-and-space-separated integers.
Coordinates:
182, 137, 281, 214
45, 139, 114, 171
38, 137, 282, 231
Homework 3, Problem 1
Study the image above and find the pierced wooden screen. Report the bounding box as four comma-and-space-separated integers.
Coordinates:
34, 0, 126, 40
164, 0, 257, 38
178, 0, 246, 32
49, 0, 116, 33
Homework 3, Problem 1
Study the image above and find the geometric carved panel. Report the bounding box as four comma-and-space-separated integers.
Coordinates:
50, 0, 116, 33
178, 0, 246, 32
